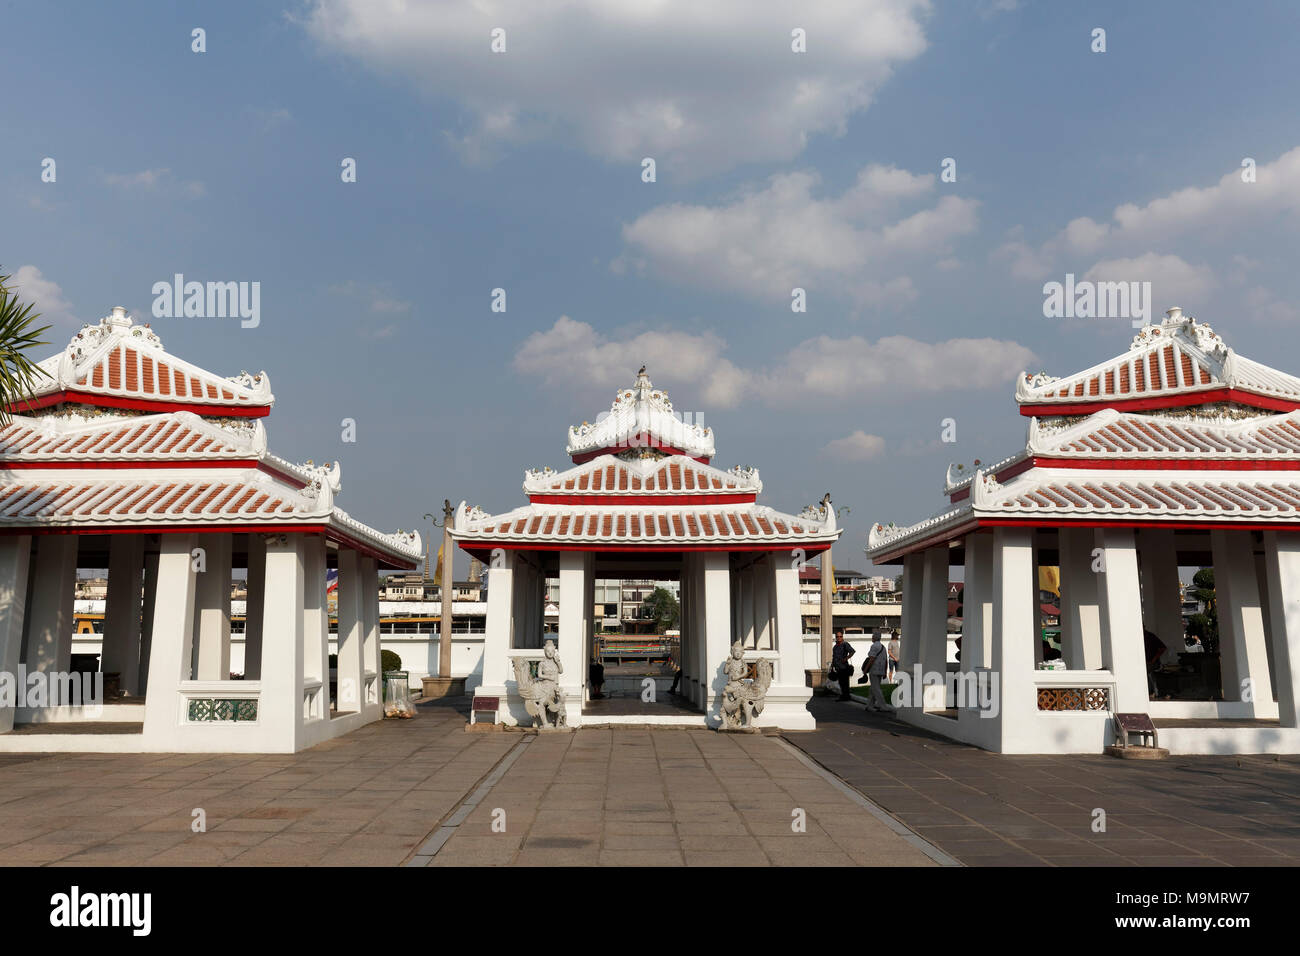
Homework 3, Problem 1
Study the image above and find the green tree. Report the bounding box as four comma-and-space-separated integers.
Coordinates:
1188, 567, 1218, 654
642, 587, 680, 633
0, 268, 51, 426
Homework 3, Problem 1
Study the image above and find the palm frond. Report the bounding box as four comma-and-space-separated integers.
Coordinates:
0, 268, 53, 427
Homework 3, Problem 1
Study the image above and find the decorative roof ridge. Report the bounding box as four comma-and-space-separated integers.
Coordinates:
1026, 408, 1121, 454
330, 505, 422, 560
565, 367, 715, 460
944, 448, 1029, 494
0, 409, 269, 460
1015, 307, 1235, 404
262, 453, 342, 495
521, 453, 762, 493
867, 502, 971, 554
1030, 407, 1300, 457
30, 306, 274, 406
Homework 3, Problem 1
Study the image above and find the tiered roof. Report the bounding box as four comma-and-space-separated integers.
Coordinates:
869, 309, 1300, 563
22, 308, 273, 416
1, 308, 419, 567
566, 368, 715, 462
455, 369, 839, 555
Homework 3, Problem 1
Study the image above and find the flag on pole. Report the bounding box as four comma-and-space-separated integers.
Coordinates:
433, 541, 445, 582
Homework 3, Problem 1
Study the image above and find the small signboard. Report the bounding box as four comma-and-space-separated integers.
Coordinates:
471, 696, 499, 712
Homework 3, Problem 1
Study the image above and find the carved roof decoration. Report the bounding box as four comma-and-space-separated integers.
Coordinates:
565, 368, 715, 462
522, 454, 761, 499
453, 499, 837, 549
23, 307, 273, 416
0, 307, 415, 567
1015, 308, 1300, 413
872, 310, 1300, 563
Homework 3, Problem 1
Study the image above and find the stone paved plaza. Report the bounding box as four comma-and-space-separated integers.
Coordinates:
0, 697, 1297, 867
792, 696, 1300, 867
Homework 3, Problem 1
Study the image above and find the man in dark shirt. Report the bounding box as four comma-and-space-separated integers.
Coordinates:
830, 630, 855, 701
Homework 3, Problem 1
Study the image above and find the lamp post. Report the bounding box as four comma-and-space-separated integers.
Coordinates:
420, 500, 466, 698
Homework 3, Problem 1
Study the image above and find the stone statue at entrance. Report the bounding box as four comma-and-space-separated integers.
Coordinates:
719, 641, 772, 731
513, 640, 567, 729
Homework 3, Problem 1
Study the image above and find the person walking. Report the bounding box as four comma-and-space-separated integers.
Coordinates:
829, 630, 855, 701
863, 631, 893, 712
887, 629, 901, 681
667, 641, 682, 695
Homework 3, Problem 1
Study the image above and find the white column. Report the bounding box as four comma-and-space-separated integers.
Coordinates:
22, 535, 78, 674
557, 551, 590, 719
361, 556, 381, 711
693, 555, 708, 709
702, 551, 732, 724
301, 535, 330, 721
243, 534, 266, 680
258, 533, 306, 751
753, 558, 774, 651
961, 532, 993, 671
1059, 526, 1103, 670
992, 527, 1037, 750
0, 536, 32, 733
918, 546, 949, 677
142, 534, 198, 737
336, 549, 365, 713
769, 555, 815, 729
138, 549, 160, 694
1138, 528, 1185, 664
480, 550, 516, 696
102, 534, 144, 695
583, 563, 595, 699
1213, 529, 1273, 714
1263, 531, 1300, 728
1097, 528, 1150, 712
1256, 551, 1277, 696
194, 533, 232, 681
899, 551, 925, 672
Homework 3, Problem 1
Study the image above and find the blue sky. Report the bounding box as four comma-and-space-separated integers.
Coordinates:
5, 1, 1300, 572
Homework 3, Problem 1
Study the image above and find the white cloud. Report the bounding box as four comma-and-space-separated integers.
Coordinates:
760, 333, 1037, 400
995, 146, 1300, 311
1245, 286, 1300, 324
1083, 253, 1216, 309
620, 164, 978, 306
7, 265, 78, 328
101, 168, 205, 198
513, 315, 747, 409
514, 316, 1036, 409
824, 430, 886, 460
298, 0, 932, 176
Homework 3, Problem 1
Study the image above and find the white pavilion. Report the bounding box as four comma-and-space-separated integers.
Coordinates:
0, 307, 420, 753
868, 309, 1300, 755
452, 369, 841, 729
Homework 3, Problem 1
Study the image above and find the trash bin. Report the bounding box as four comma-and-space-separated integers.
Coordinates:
383, 671, 415, 718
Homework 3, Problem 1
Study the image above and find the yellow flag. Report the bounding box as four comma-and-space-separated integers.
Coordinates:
1038, 565, 1060, 598
433, 541, 445, 582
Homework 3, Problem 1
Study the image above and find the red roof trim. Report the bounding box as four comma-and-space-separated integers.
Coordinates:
10, 390, 270, 418
871, 514, 1300, 563
571, 445, 710, 465
527, 492, 756, 505
1019, 387, 1300, 417
457, 541, 831, 556
1031, 456, 1300, 472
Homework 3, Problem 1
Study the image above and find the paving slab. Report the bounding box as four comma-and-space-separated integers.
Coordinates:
784, 696, 1300, 867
